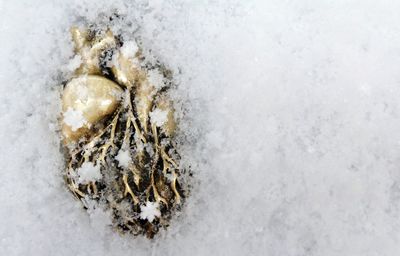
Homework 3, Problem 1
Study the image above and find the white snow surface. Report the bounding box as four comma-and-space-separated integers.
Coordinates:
2, 0, 400, 255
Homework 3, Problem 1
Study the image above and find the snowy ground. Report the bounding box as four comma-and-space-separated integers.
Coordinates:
2, 0, 400, 255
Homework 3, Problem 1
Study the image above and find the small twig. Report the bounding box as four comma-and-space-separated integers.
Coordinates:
127, 91, 147, 144
123, 174, 139, 205
149, 152, 169, 207
98, 110, 120, 164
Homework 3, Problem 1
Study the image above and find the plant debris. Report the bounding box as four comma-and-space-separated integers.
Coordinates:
61, 26, 188, 238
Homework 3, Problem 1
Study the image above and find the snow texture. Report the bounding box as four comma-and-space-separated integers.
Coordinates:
147, 69, 165, 90
66, 55, 82, 72
76, 162, 102, 184
63, 107, 87, 131
149, 108, 168, 127
120, 40, 139, 59
115, 148, 131, 168
2, 0, 400, 255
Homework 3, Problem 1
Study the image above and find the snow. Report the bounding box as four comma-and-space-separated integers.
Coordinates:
3, 0, 400, 255
145, 143, 154, 157
115, 148, 131, 168
147, 69, 165, 89
63, 107, 87, 131
66, 55, 82, 72
149, 108, 168, 127
76, 162, 102, 184
120, 40, 138, 59
82, 196, 112, 232
140, 201, 161, 223
73, 77, 89, 99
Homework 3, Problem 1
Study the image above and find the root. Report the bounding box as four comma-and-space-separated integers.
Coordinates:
63, 26, 187, 238
149, 153, 169, 207
123, 174, 139, 205
98, 110, 120, 164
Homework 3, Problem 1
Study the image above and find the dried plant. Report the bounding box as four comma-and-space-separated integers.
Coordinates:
61, 26, 187, 238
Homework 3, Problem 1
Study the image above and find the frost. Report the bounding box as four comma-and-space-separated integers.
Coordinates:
5, 0, 400, 255
144, 143, 154, 157
63, 107, 86, 131
88, 206, 112, 232
110, 87, 123, 99
115, 148, 131, 168
139, 201, 161, 223
82, 197, 112, 232
120, 40, 138, 59
133, 133, 145, 152
147, 69, 165, 90
149, 108, 168, 127
73, 77, 89, 100
76, 162, 102, 184
66, 55, 82, 72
